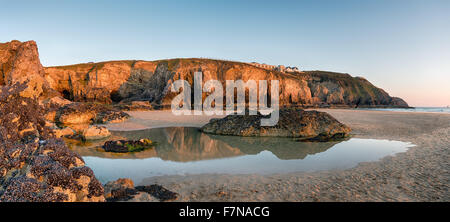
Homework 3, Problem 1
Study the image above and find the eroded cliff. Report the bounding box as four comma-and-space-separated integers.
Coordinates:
1, 40, 408, 108
44, 58, 409, 108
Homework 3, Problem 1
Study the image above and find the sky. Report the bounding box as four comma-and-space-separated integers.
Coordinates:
1, 0, 449, 107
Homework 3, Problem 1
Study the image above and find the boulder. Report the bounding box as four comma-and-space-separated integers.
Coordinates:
81, 126, 111, 140
201, 108, 351, 141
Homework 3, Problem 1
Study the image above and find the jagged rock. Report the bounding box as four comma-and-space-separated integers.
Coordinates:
201, 108, 351, 141
0, 83, 105, 202
102, 139, 155, 153
81, 126, 111, 140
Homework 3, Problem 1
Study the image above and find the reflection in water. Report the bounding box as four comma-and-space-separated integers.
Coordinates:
66, 127, 412, 184
68, 127, 340, 161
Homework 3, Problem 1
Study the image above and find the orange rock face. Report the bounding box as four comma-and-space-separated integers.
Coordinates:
45, 58, 409, 108
1, 40, 408, 108
44, 61, 134, 103
0, 40, 49, 98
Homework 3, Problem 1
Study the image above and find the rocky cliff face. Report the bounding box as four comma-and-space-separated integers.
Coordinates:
44, 61, 136, 104
0, 40, 408, 107
0, 40, 52, 98
44, 58, 409, 108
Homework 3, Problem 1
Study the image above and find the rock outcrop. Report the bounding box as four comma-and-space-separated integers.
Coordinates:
44, 58, 409, 108
201, 108, 351, 140
0, 40, 55, 99
55, 102, 130, 126
0, 83, 105, 202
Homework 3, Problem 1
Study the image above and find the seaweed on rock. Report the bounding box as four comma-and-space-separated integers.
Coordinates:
0, 82, 105, 202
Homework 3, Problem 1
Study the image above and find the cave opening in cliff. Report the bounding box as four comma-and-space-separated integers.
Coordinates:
110, 90, 122, 103
61, 89, 73, 101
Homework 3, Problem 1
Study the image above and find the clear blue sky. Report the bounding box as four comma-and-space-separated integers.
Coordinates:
1, 0, 449, 106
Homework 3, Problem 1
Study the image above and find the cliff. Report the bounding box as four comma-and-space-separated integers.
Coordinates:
44, 58, 409, 108
0, 40, 53, 98
1, 40, 407, 108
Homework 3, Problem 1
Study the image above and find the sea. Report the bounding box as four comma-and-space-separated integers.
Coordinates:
357, 107, 450, 113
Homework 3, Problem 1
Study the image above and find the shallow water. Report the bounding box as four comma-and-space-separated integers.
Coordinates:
357, 107, 450, 113
66, 127, 413, 184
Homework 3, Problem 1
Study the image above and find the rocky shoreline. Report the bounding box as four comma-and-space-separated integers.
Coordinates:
0, 83, 179, 202
0, 39, 432, 202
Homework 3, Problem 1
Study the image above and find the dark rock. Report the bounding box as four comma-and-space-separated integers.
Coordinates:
106, 188, 139, 202
201, 108, 351, 141
102, 139, 156, 153
104, 178, 178, 202
135, 185, 179, 202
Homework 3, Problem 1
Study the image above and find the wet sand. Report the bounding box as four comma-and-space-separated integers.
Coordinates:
104, 109, 450, 201
104, 110, 226, 131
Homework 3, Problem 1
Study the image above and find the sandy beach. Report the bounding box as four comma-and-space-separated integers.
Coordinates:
104, 109, 450, 202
